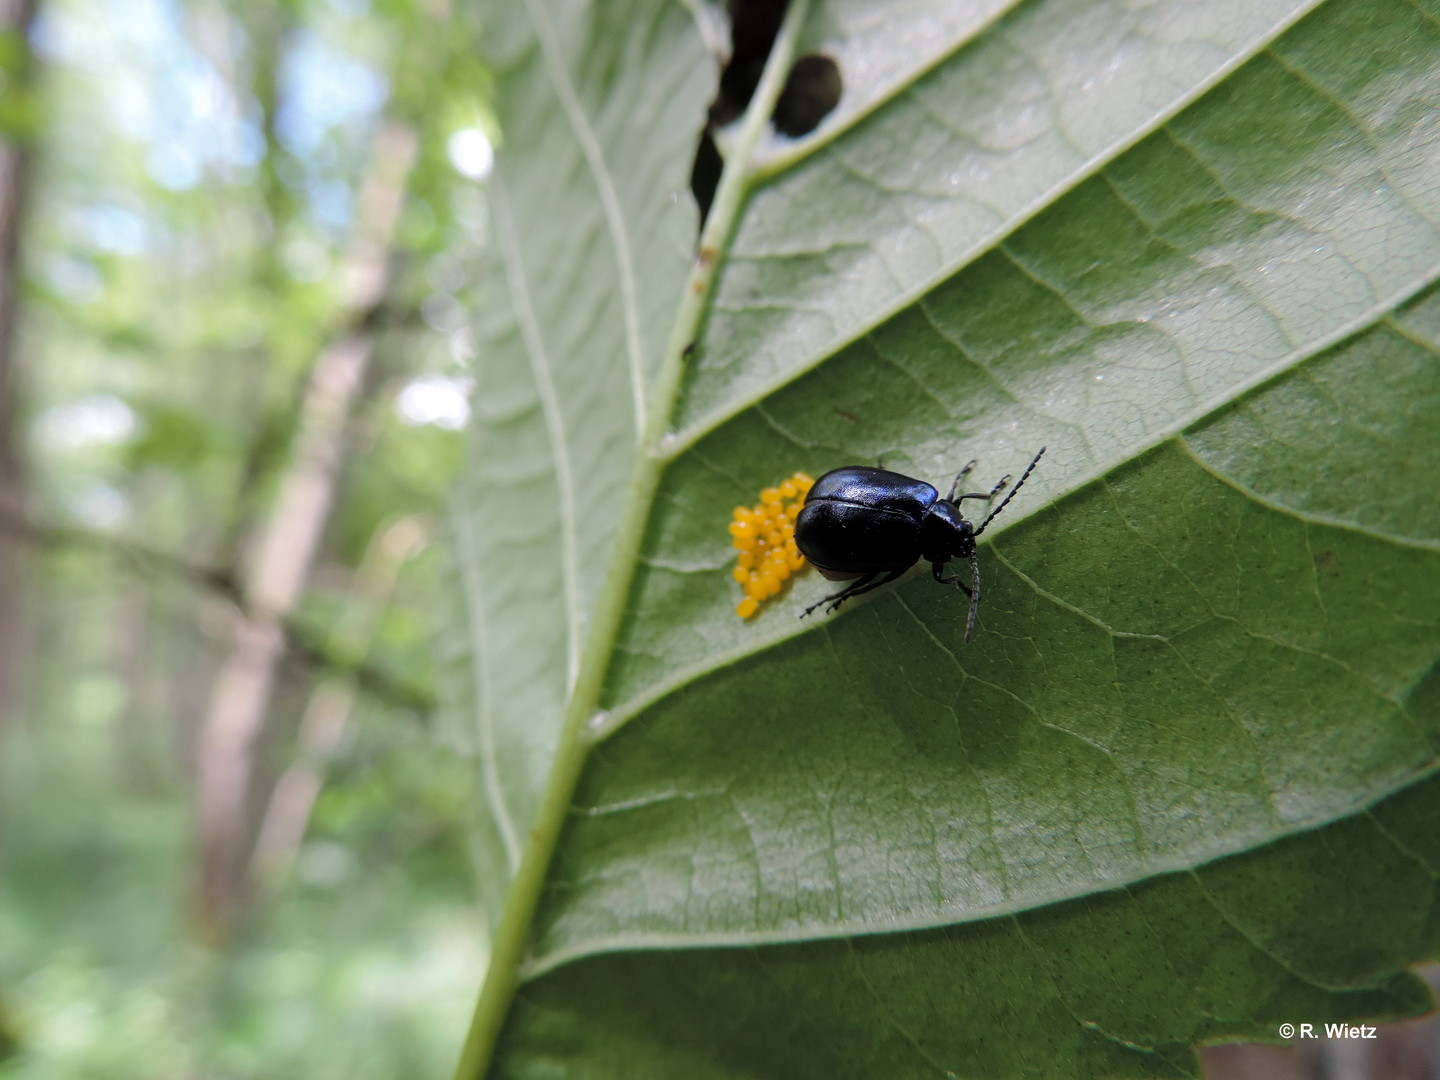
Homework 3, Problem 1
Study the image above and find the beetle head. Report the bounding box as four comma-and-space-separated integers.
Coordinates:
920, 499, 975, 563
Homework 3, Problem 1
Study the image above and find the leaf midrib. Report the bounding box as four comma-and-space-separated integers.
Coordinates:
452, 5, 816, 1072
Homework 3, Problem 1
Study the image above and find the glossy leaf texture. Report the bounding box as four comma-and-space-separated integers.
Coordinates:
451, 0, 1440, 1074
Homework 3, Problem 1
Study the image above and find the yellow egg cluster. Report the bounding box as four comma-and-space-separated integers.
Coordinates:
728, 471, 815, 618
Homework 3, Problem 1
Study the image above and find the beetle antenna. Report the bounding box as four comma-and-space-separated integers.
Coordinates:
974, 446, 1045, 537
964, 550, 981, 643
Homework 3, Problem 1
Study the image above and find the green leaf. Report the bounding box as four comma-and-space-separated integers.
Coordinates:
449, 0, 1440, 1075
501, 776, 1440, 1078
447, 0, 717, 899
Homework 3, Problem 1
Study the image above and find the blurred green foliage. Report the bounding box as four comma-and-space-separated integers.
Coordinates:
0, 0, 496, 1074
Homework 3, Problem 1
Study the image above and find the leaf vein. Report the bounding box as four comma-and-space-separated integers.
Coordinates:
523, 0, 650, 437
492, 180, 584, 689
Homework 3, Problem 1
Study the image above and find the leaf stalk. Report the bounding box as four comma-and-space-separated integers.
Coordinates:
451, 2, 811, 1074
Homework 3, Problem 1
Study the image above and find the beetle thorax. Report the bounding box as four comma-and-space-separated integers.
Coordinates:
919, 501, 975, 563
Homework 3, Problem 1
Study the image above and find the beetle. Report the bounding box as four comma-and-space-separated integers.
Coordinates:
794, 447, 1045, 640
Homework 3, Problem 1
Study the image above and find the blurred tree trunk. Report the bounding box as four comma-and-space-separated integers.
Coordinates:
0, 0, 40, 724
250, 516, 427, 895
191, 120, 417, 944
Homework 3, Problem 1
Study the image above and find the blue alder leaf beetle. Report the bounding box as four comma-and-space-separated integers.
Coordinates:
793, 446, 1046, 641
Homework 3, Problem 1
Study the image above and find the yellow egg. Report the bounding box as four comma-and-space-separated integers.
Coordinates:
732, 472, 815, 617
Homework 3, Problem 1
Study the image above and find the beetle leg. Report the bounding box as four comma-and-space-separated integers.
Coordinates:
828, 568, 907, 611
801, 573, 877, 617
801, 568, 907, 617
931, 559, 972, 596
945, 460, 978, 501
953, 473, 1010, 505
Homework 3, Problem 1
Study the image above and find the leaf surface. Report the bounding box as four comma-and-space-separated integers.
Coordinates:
680, 0, 1340, 438
451, 0, 1440, 1074
446, 0, 715, 903
502, 776, 1440, 1078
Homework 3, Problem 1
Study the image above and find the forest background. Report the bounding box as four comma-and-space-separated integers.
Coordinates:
0, 0, 489, 1074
